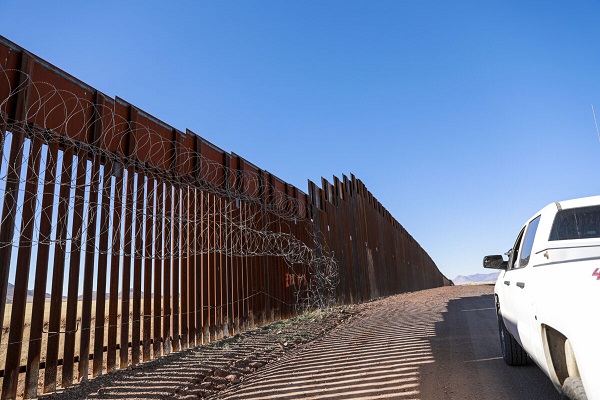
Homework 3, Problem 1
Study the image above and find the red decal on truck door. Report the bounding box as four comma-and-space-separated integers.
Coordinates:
593, 268, 600, 280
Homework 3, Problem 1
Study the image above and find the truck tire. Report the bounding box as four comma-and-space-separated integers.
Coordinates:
561, 377, 587, 400
498, 313, 528, 366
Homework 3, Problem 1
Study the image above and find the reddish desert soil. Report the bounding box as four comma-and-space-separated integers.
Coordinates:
42, 285, 560, 399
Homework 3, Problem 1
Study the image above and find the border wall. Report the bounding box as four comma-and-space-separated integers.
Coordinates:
0, 36, 451, 399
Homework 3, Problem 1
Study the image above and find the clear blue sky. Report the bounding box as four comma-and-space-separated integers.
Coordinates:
3, 1, 600, 280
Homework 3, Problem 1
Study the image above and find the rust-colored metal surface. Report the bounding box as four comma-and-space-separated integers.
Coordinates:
0, 52, 29, 361
143, 176, 154, 361
92, 158, 112, 378
2, 134, 42, 397
24, 139, 58, 398
153, 180, 164, 358
107, 162, 124, 374
163, 183, 172, 354
78, 146, 101, 383
61, 149, 87, 388
119, 164, 134, 370
42, 146, 73, 393
0, 35, 450, 398
132, 166, 145, 365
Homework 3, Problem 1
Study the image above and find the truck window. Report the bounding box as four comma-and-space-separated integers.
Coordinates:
508, 227, 525, 270
549, 205, 600, 241
519, 216, 541, 267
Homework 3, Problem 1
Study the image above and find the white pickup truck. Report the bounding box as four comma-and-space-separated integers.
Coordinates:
484, 196, 600, 400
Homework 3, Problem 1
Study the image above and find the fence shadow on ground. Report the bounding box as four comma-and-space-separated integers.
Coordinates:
38, 310, 348, 399
218, 293, 447, 399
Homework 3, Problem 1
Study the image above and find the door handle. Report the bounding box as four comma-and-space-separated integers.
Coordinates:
516, 282, 525, 289
504, 281, 510, 286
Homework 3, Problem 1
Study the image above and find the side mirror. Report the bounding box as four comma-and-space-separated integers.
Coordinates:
483, 255, 508, 270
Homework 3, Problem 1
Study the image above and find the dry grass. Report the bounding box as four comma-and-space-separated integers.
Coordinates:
1, 300, 135, 370
1, 300, 148, 398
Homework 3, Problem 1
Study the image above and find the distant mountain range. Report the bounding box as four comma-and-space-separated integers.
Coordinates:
5, 282, 52, 303
78, 289, 140, 301
452, 272, 500, 285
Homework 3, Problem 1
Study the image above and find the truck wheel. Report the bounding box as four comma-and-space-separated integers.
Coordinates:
498, 313, 528, 366
561, 377, 587, 400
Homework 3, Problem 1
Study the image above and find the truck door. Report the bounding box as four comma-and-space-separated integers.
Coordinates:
500, 227, 524, 336
504, 216, 541, 353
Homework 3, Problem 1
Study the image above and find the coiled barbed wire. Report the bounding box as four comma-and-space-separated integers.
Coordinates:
0, 67, 339, 311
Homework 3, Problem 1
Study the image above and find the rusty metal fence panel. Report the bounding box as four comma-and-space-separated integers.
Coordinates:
0, 35, 450, 399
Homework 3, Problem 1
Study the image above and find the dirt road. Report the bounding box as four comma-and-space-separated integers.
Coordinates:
50, 285, 560, 399
216, 285, 559, 399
